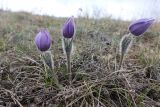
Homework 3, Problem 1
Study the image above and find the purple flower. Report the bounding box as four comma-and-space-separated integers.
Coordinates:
129, 18, 154, 36
35, 29, 51, 52
62, 16, 75, 38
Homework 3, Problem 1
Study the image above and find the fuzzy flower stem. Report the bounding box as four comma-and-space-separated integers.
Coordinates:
41, 52, 62, 89
118, 33, 133, 70
64, 38, 73, 84
118, 52, 125, 70
50, 67, 62, 89
66, 52, 71, 84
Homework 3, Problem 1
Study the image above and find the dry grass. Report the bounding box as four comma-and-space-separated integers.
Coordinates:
0, 10, 160, 107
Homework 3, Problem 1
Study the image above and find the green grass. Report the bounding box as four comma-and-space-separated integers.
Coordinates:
0, 10, 160, 107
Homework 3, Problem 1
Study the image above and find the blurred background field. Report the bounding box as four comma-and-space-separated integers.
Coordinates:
0, 1, 160, 106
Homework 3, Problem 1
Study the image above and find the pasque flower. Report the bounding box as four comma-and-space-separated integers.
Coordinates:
61, 16, 76, 84
129, 18, 154, 36
35, 29, 51, 51
62, 16, 75, 38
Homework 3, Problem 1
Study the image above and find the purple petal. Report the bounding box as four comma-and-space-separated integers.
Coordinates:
129, 18, 154, 36
62, 16, 75, 38
35, 29, 51, 52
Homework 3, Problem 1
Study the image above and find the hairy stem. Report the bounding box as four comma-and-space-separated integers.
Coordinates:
118, 52, 125, 70
67, 52, 72, 84
119, 34, 133, 70
41, 53, 62, 89
50, 68, 63, 89
64, 38, 73, 84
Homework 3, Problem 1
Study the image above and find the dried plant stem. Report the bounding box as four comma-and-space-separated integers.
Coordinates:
121, 73, 137, 107
4, 89, 23, 107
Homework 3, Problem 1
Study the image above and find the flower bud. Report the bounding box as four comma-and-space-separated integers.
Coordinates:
129, 18, 154, 36
35, 29, 51, 52
62, 16, 75, 38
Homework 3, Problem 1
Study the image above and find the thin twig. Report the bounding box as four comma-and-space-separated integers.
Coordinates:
121, 73, 137, 107
4, 89, 23, 107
